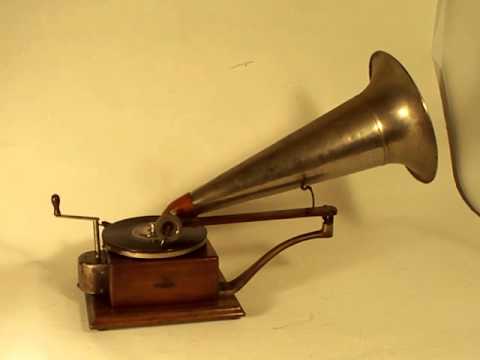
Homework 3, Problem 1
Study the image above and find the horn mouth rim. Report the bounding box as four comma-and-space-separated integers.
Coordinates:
369, 50, 438, 184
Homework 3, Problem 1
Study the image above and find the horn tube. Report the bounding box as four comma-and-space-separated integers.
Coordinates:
166, 51, 438, 216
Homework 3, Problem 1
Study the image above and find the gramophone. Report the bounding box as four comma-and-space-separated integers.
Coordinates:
51, 51, 437, 330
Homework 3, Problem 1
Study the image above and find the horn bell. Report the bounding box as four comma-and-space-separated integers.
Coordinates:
168, 51, 438, 216
367, 50, 438, 183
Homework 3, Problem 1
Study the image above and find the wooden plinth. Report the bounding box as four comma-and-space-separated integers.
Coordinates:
85, 283, 245, 330
84, 241, 245, 330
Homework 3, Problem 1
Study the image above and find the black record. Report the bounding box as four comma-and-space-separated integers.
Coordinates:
102, 216, 207, 259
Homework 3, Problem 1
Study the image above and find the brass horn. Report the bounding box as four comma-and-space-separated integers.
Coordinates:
166, 51, 438, 216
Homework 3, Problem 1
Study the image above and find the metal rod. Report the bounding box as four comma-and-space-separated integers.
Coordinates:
93, 219, 100, 261
182, 205, 337, 227
57, 214, 99, 221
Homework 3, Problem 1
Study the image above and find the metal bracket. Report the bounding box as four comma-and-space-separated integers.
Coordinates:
300, 179, 316, 209
219, 212, 335, 296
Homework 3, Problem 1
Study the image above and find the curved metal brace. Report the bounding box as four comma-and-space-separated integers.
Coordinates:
219, 216, 334, 296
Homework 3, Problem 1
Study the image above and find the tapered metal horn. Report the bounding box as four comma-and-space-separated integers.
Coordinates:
166, 51, 438, 216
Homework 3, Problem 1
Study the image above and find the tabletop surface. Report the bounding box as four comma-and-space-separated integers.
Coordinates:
1, 1, 479, 359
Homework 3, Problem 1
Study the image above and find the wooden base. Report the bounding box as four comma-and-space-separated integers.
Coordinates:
82, 241, 245, 330
86, 291, 244, 330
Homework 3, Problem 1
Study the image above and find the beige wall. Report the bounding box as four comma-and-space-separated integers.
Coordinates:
1, 1, 479, 359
